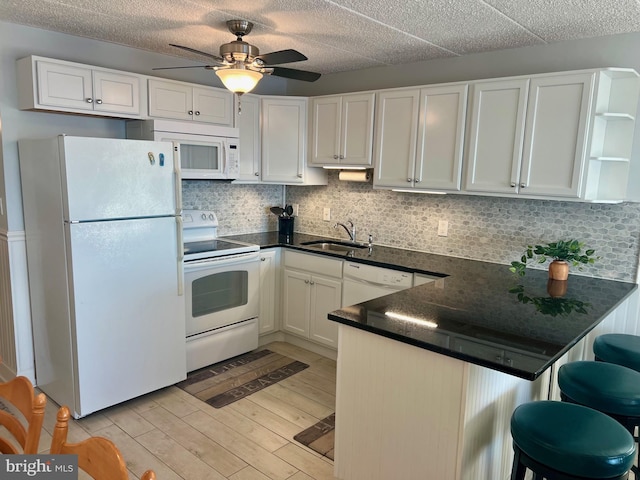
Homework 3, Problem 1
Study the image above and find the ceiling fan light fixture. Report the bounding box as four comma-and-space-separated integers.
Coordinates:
215, 67, 262, 94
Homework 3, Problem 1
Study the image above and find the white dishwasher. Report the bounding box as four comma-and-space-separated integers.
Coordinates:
342, 262, 414, 306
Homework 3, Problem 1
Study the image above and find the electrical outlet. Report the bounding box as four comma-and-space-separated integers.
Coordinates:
438, 220, 448, 237
323, 207, 331, 221
292, 204, 299, 216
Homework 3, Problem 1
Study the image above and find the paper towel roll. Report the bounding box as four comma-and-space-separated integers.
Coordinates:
338, 170, 371, 182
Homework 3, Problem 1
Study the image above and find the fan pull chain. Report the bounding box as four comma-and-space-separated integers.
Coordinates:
236, 93, 242, 115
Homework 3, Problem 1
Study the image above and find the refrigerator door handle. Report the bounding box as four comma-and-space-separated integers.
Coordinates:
176, 215, 184, 296
172, 142, 183, 213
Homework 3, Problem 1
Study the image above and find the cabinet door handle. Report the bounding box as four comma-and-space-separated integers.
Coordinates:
261, 258, 266, 262
85, 98, 93, 103
407, 178, 412, 182
510, 183, 516, 188
339, 155, 345, 159
304, 279, 310, 284
254, 172, 260, 176
309, 281, 315, 285
95, 99, 103, 104
520, 183, 526, 188
297, 174, 303, 178
188, 110, 194, 115
333, 155, 339, 159
195, 111, 200, 116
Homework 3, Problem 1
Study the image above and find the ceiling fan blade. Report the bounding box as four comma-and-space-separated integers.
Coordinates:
256, 49, 307, 66
169, 44, 225, 63
152, 65, 213, 70
271, 67, 321, 82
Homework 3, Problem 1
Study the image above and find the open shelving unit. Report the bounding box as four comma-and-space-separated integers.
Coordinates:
584, 68, 640, 202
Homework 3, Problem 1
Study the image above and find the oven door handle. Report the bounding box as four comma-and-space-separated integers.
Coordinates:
176, 215, 184, 296
185, 252, 260, 270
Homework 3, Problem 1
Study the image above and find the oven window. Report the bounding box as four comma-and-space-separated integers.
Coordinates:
192, 271, 248, 317
180, 143, 220, 170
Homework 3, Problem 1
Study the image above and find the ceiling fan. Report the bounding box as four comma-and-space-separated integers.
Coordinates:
154, 19, 321, 95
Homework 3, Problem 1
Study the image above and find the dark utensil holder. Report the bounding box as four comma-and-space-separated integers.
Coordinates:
278, 217, 295, 237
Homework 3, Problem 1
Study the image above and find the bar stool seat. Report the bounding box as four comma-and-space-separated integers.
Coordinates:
559, 361, 640, 421
594, 334, 640, 372
510, 401, 635, 479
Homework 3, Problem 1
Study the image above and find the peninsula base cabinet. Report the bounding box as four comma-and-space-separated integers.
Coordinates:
282, 251, 342, 349
333, 290, 640, 480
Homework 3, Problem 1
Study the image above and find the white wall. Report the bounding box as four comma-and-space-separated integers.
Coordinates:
0, 20, 289, 232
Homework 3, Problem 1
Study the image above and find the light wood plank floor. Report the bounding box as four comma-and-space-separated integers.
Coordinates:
35, 342, 338, 480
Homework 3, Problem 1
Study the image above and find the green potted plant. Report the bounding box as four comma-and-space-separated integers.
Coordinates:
509, 240, 598, 280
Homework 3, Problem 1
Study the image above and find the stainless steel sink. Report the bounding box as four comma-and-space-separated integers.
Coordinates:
300, 240, 368, 253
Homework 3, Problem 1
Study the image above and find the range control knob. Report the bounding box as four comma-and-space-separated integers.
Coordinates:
209, 214, 215, 220
201, 213, 207, 220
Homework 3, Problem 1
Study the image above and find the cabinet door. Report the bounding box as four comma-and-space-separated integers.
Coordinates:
282, 269, 311, 337
36, 61, 94, 111
415, 84, 467, 191
310, 96, 341, 165
373, 89, 420, 188
520, 73, 594, 197
340, 92, 375, 166
261, 97, 307, 183
92, 70, 140, 115
235, 93, 261, 182
192, 86, 233, 125
259, 249, 278, 335
148, 79, 193, 121
309, 275, 342, 348
465, 79, 529, 193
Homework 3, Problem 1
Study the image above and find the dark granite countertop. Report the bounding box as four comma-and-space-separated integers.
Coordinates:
223, 231, 638, 380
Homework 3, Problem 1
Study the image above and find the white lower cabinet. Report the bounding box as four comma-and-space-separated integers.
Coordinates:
282, 251, 342, 349
259, 248, 279, 335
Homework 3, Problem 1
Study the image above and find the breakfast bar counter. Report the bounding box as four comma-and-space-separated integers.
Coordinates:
225, 231, 639, 480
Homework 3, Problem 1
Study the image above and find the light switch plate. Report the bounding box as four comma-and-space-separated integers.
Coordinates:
323, 207, 331, 221
438, 220, 448, 237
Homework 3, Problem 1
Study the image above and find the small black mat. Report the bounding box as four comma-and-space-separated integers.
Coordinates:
294, 413, 335, 460
176, 349, 309, 408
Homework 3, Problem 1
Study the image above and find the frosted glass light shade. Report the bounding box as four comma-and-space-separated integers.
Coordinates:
215, 68, 262, 94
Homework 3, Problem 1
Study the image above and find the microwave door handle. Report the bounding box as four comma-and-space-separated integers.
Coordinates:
176, 215, 184, 296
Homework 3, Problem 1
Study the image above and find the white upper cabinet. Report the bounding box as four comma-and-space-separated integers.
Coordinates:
373, 89, 420, 188
261, 96, 327, 185
17, 56, 142, 118
464, 69, 639, 202
374, 85, 467, 191
520, 73, 594, 197
234, 93, 261, 183
148, 78, 233, 126
310, 92, 375, 167
465, 79, 530, 194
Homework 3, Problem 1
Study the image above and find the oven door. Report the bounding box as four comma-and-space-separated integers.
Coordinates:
184, 251, 260, 337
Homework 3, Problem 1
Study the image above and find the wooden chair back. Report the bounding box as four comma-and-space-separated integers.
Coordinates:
51, 406, 156, 480
0, 374, 47, 453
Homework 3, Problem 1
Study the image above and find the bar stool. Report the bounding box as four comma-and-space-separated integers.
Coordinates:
594, 334, 640, 372
510, 401, 635, 480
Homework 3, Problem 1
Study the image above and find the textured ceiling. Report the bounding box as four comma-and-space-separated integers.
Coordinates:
1, 0, 639, 76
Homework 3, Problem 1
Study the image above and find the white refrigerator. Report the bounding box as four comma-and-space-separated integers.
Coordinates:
19, 136, 186, 418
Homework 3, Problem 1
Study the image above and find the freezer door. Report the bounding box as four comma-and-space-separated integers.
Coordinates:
60, 136, 176, 221
67, 216, 186, 417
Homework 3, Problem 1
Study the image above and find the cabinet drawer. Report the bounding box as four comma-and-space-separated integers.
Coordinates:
284, 250, 343, 278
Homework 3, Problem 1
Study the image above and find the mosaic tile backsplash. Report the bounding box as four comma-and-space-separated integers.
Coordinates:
183, 172, 640, 282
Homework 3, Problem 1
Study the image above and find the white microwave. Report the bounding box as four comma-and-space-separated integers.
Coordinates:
126, 120, 240, 180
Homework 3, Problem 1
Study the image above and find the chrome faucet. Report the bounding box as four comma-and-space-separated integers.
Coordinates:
334, 221, 356, 243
